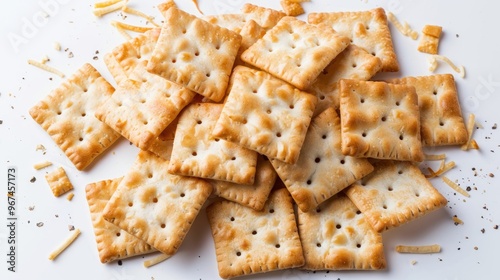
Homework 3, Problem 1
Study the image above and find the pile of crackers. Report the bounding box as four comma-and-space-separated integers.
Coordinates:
29, 2, 469, 279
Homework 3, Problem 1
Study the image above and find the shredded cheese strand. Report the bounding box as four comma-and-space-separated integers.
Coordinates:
94, 0, 122, 9
27, 59, 65, 78
144, 253, 171, 268
111, 20, 153, 33
442, 176, 470, 198
461, 113, 476, 150
48, 228, 81, 260
396, 244, 441, 254
428, 55, 466, 78
93, 0, 126, 17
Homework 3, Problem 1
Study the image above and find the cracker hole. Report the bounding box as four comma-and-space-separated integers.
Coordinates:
296, 63, 302, 67
336, 224, 341, 229
230, 217, 235, 221
362, 132, 367, 137
140, 99, 146, 104
439, 121, 444, 126
383, 205, 388, 209
395, 101, 400, 106
356, 210, 362, 215
319, 95, 325, 100
315, 157, 321, 163
269, 209, 275, 213
180, 193, 185, 197
381, 116, 386, 122
340, 159, 345, 164
350, 39, 354, 43
81, 113, 86, 117
276, 132, 282, 138
322, 69, 328, 75
161, 223, 166, 228
268, 48, 273, 52
197, 120, 202, 125
206, 73, 211, 78
128, 202, 133, 207
192, 151, 197, 156
252, 230, 257, 235
275, 244, 281, 248
290, 44, 296, 49
316, 243, 321, 247
242, 119, 247, 124
252, 89, 258, 94
231, 156, 236, 161
57, 111, 62, 115
322, 134, 327, 139
83, 88, 88, 93
172, 59, 176, 63
116, 232, 121, 237
215, 45, 220, 50
356, 243, 362, 248
236, 251, 241, 256
307, 180, 312, 185
79, 137, 83, 141
266, 109, 272, 114
148, 173, 153, 179
316, 207, 321, 213
388, 186, 393, 191
194, 51, 199, 56
415, 193, 420, 197
399, 135, 404, 140
433, 90, 438, 95
152, 197, 158, 203
215, 138, 220, 142
398, 170, 403, 175
289, 104, 294, 109
360, 98, 365, 103
371, 52, 376, 56
352, 63, 357, 68
182, 29, 186, 34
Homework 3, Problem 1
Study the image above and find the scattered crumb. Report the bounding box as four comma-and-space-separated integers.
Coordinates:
481, 228, 486, 234
118, 260, 123, 266
0, 120, 3, 124
68, 52, 74, 58
410, 260, 417, 265
474, 246, 478, 250
30, 176, 36, 183
68, 225, 75, 231
66, 192, 75, 201
489, 173, 494, 178
494, 225, 499, 230
54, 42, 61, 51
492, 123, 497, 129
93, 56, 98, 60
36, 222, 44, 227
55, 214, 59, 218
28, 205, 35, 211
36, 144, 46, 152
453, 215, 464, 225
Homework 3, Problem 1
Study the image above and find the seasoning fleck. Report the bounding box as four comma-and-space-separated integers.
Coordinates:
30, 176, 36, 183
36, 222, 44, 227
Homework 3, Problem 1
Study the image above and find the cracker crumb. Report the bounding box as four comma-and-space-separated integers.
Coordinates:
492, 123, 497, 129
54, 41, 61, 51
30, 176, 36, 183
474, 246, 478, 250
68, 225, 75, 231
410, 260, 417, 265
28, 205, 35, 211
489, 173, 494, 178
452, 215, 464, 225
68, 52, 74, 58
37, 222, 44, 227
493, 225, 498, 230
481, 228, 486, 234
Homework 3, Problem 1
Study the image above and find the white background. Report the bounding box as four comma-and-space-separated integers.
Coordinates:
1, 0, 499, 279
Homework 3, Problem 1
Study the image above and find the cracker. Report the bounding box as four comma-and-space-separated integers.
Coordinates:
211, 155, 277, 211
271, 108, 374, 212
241, 3, 286, 31
298, 193, 386, 270
85, 178, 156, 263
104, 28, 161, 85
345, 160, 448, 232
280, 0, 306, 17
206, 188, 304, 279
388, 74, 468, 146
241, 16, 350, 90
147, 7, 241, 102
29, 63, 120, 170
308, 8, 399, 72
308, 44, 382, 116
203, 13, 247, 34
339, 79, 424, 162
102, 150, 212, 255
212, 66, 317, 164
168, 102, 258, 184
146, 115, 178, 161
418, 25, 442, 54
95, 70, 195, 150
45, 167, 74, 197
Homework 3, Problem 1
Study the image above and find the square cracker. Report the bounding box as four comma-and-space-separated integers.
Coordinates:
339, 79, 424, 162
104, 28, 161, 85
211, 155, 277, 211
102, 150, 213, 255
168, 103, 257, 185
212, 66, 317, 164
417, 25, 442, 54
271, 108, 374, 212
29, 63, 120, 170
203, 14, 247, 34
280, 0, 306, 17
241, 3, 286, 31
308, 44, 382, 116
147, 7, 241, 102
308, 8, 399, 72
85, 178, 156, 263
389, 74, 467, 146
95, 71, 195, 150
206, 188, 304, 279
45, 167, 74, 197
146, 115, 178, 161
298, 193, 386, 270
345, 160, 448, 232
241, 16, 350, 90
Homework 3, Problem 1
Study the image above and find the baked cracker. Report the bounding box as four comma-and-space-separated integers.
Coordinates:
212, 66, 317, 164
298, 193, 386, 270
206, 188, 304, 279
417, 25, 442, 54
211, 155, 277, 211
146, 7, 241, 102
168, 103, 258, 184
241, 16, 350, 90
280, 0, 306, 17
339, 79, 424, 162
102, 150, 212, 255
29, 63, 120, 170
104, 28, 161, 85
241, 3, 286, 31
203, 13, 247, 34
271, 108, 374, 212
45, 167, 74, 197
146, 115, 178, 161
308, 8, 399, 72
95, 71, 195, 150
389, 74, 468, 146
345, 160, 448, 232
308, 44, 382, 116
85, 178, 156, 263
